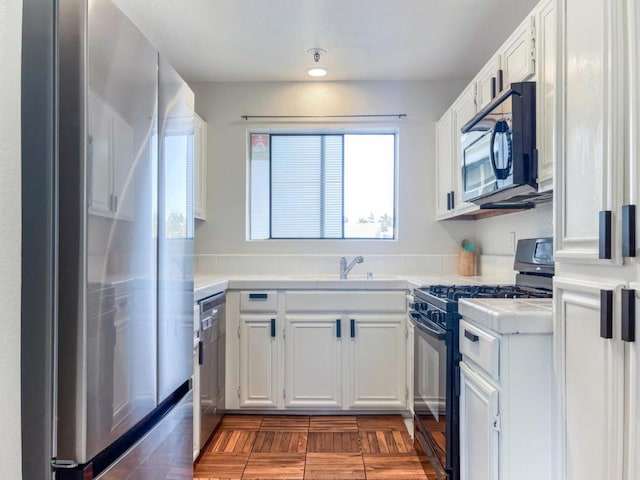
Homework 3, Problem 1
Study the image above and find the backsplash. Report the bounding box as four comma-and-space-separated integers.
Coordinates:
195, 253, 460, 276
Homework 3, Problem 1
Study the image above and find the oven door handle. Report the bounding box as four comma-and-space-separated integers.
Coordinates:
415, 317, 448, 341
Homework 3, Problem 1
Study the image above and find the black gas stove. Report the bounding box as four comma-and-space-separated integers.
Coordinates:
410, 237, 554, 480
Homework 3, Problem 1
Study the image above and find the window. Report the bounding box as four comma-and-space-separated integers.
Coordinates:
249, 133, 396, 239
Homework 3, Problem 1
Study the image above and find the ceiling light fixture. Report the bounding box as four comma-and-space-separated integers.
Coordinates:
306, 48, 328, 77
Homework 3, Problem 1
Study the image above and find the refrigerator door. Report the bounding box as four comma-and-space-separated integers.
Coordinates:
157, 57, 195, 403
57, 0, 159, 464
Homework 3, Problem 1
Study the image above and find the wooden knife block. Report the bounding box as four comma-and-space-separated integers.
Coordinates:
458, 251, 476, 276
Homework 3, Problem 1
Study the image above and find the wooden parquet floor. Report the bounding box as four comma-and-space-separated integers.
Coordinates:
194, 415, 438, 480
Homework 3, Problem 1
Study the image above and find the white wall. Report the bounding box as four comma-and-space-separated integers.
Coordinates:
191, 80, 473, 257
0, 0, 23, 478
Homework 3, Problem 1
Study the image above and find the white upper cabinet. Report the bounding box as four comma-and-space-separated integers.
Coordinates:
555, 0, 625, 264
193, 113, 207, 221
502, 16, 536, 87
535, 0, 557, 192
476, 53, 502, 111
435, 110, 454, 219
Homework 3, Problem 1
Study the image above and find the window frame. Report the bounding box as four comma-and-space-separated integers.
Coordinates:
247, 129, 399, 241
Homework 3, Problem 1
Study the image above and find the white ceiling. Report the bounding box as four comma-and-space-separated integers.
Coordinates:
113, 0, 539, 83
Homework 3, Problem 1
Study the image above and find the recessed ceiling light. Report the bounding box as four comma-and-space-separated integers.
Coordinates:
306, 48, 328, 78
307, 67, 328, 77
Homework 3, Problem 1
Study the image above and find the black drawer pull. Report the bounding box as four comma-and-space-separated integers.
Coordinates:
336, 319, 341, 338
198, 341, 204, 365
491, 76, 497, 99
622, 289, 636, 343
600, 290, 613, 339
350, 319, 355, 338
464, 330, 479, 342
249, 293, 268, 300
270, 318, 276, 337
599, 210, 612, 259
622, 205, 636, 257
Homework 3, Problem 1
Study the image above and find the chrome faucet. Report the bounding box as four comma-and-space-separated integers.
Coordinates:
340, 256, 364, 279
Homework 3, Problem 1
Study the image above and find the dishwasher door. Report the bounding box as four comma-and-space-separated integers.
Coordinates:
198, 293, 225, 450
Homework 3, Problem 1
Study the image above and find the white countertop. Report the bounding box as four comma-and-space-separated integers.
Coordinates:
459, 298, 553, 334
193, 273, 514, 302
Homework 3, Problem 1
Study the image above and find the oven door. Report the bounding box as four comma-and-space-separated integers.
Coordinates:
411, 312, 455, 479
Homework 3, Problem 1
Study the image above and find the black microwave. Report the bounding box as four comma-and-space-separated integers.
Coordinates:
460, 82, 542, 208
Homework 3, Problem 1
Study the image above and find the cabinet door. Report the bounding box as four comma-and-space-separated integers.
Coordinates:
451, 85, 479, 215
112, 112, 134, 220
407, 318, 414, 414
435, 110, 454, 219
501, 16, 535, 86
554, 278, 625, 480
626, 0, 640, 261
476, 54, 501, 110
88, 93, 113, 215
348, 315, 406, 409
536, 0, 557, 192
193, 114, 207, 221
555, 0, 625, 264
459, 361, 499, 480
285, 315, 342, 408
626, 285, 640, 480
239, 315, 279, 408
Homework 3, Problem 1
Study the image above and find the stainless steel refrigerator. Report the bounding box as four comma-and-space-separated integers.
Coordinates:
21, 0, 194, 478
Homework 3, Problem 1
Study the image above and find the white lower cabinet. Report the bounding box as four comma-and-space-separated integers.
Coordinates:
239, 315, 279, 408
406, 316, 414, 415
285, 315, 342, 408
348, 315, 406, 409
459, 362, 499, 480
555, 278, 626, 480
230, 289, 408, 411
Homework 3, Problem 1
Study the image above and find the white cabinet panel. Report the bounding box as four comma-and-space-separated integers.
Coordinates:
476, 54, 501, 111
435, 111, 454, 219
536, 0, 556, 192
501, 16, 535, 86
285, 316, 342, 408
239, 315, 278, 408
193, 113, 207, 220
554, 278, 625, 480
407, 317, 414, 415
626, 285, 640, 480
348, 315, 406, 409
459, 361, 499, 480
555, 0, 625, 264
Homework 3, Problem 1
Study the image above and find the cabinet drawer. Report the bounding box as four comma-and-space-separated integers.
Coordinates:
240, 291, 278, 312
459, 320, 500, 381
285, 291, 406, 313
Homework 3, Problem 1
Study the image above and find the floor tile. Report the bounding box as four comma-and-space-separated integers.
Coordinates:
307, 432, 360, 453
242, 453, 306, 479
208, 430, 258, 454
193, 452, 249, 478
308, 416, 358, 432
359, 430, 415, 454
356, 415, 407, 431
252, 431, 308, 453
362, 453, 432, 479
261, 416, 310, 432
304, 453, 365, 479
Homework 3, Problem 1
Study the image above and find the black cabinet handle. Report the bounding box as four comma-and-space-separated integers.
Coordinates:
447, 192, 452, 210
600, 290, 613, 339
336, 319, 341, 338
451, 191, 455, 210
599, 210, 612, 259
350, 319, 356, 338
270, 318, 276, 337
622, 289, 636, 343
464, 330, 479, 342
622, 205, 636, 257
497, 69, 504, 92
249, 293, 268, 299
198, 341, 203, 365
491, 77, 497, 99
